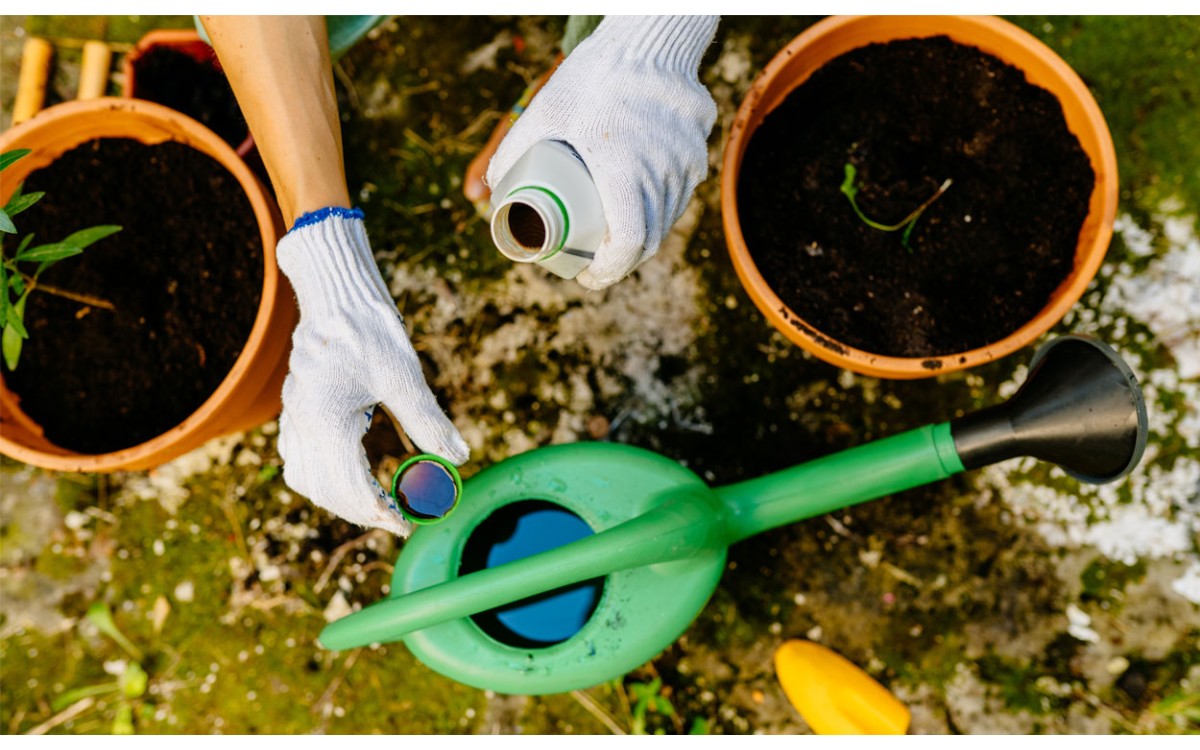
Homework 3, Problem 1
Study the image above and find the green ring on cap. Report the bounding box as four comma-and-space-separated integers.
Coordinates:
392, 454, 463, 526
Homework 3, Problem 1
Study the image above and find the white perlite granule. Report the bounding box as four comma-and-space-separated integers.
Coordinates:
1108, 209, 1200, 378
1171, 562, 1200, 604
387, 199, 711, 459
981, 206, 1200, 601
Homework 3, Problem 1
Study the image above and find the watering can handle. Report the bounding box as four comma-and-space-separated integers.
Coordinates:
320, 488, 724, 650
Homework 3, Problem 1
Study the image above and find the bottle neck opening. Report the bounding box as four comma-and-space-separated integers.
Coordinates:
491, 187, 567, 263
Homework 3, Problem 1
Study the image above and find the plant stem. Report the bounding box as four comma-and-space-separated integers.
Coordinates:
840, 163, 953, 252
21, 275, 115, 310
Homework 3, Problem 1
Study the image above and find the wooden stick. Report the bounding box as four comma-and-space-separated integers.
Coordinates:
76, 40, 112, 100
13, 38, 54, 125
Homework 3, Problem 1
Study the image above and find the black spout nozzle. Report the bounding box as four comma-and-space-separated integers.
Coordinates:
951, 335, 1148, 484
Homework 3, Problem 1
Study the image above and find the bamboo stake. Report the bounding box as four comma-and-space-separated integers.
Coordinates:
76, 40, 112, 100
12, 37, 54, 125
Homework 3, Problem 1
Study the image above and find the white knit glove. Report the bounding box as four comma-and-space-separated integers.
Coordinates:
486, 15, 719, 289
274, 208, 468, 536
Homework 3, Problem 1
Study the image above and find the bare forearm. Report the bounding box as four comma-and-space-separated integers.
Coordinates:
200, 15, 350, 224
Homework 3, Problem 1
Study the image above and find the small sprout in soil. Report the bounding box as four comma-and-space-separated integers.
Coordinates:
840, 162, 953, 252
52, 601, 151, 734
1, 148, 122, 370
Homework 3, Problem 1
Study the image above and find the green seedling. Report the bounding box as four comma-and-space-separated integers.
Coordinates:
628, 678, 678, 735
86, 600, 144, 661
1153, 689, 1200, 731
840, 162, 952, 252
625, 677, 710, 735
1, 148, 121, 370
52, 601, 151, 734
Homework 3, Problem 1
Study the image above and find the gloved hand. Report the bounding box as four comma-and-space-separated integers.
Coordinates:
486, 15, 719, 290
274, 207, 468, 536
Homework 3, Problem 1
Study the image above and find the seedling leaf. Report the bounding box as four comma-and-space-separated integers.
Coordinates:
120, 662, 149, 699
17, 242, 84, 263
0, 149, 30, 172
50, 682, 119, 712
112, 702, 135, 735
7, 292, 28, 339
3, 322, 24, 370
4, 190, 44, 218
841, 162, 952, 252
61, 224, 122, 250
85, 601, 145, 661
0, 208, 14, 234
14, 233, 34, 257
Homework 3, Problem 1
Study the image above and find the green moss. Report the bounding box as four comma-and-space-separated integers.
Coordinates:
977, 652, 1073, 715
24, 15, 195, 43
1081, 558, 1149, 607
1008, 16, 1200, 218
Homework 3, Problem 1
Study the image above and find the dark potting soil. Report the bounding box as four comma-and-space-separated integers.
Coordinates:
130, 47, 249, 149
6, 138, 263, 454
738, 36, 1095, 358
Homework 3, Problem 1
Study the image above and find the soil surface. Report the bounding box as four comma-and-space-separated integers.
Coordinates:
6, 137, 263, 453
738, 36, 1095, 357
129, 46, 249, 148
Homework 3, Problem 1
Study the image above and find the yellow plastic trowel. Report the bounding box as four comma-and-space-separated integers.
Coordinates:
775, 640, 911, 735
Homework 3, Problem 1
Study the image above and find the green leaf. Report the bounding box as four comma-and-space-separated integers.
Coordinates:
840, 163, 859, 201
0, 149, 31, 172
16, 233, 33, 256
0, 257, 6, 327
9, 273, 25, 294
0, 208, 14, 234
901, 218, 918, 253
3, 322, 24, 371
50, 682, 119, 712
60, 224, 121, 250
16, 242, 83, 263
112, 702, 135, 735
85, 601, 144, 661
4, 190, 44, 218
4, 291, 29, 369
7, 291, 28, 339
120, 662, 148, 699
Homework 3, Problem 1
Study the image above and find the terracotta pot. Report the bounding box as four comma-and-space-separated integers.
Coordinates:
122, 29, 255, 159
721, 15, 1118, 379
0, 97, 296, 471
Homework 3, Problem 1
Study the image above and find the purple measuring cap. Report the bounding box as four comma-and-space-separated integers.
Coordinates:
392, 454, 463, 525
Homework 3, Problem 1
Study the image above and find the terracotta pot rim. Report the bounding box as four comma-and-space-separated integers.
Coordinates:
721, 15, 1118, 379
0, 97, 288, 471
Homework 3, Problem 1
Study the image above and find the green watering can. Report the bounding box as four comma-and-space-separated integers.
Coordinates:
321, 335, 1147, 695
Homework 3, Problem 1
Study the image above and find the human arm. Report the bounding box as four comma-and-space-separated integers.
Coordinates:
201, 16, 468, 536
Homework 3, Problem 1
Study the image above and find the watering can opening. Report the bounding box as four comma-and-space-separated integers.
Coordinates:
459, 499, 605, 648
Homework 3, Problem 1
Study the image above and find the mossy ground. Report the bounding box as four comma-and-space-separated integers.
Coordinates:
2, 15, 1198, 735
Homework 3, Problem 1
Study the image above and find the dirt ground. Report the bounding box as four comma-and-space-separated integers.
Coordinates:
1, 15, 1197, 735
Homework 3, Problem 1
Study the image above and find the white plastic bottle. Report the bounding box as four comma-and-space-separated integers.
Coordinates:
489, 141, 606, 279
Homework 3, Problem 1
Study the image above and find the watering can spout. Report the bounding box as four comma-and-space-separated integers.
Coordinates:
950, 335, 1147, 483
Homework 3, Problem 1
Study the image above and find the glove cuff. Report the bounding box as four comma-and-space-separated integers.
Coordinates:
276, 207, 392, 310
595, 15, 719, 75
